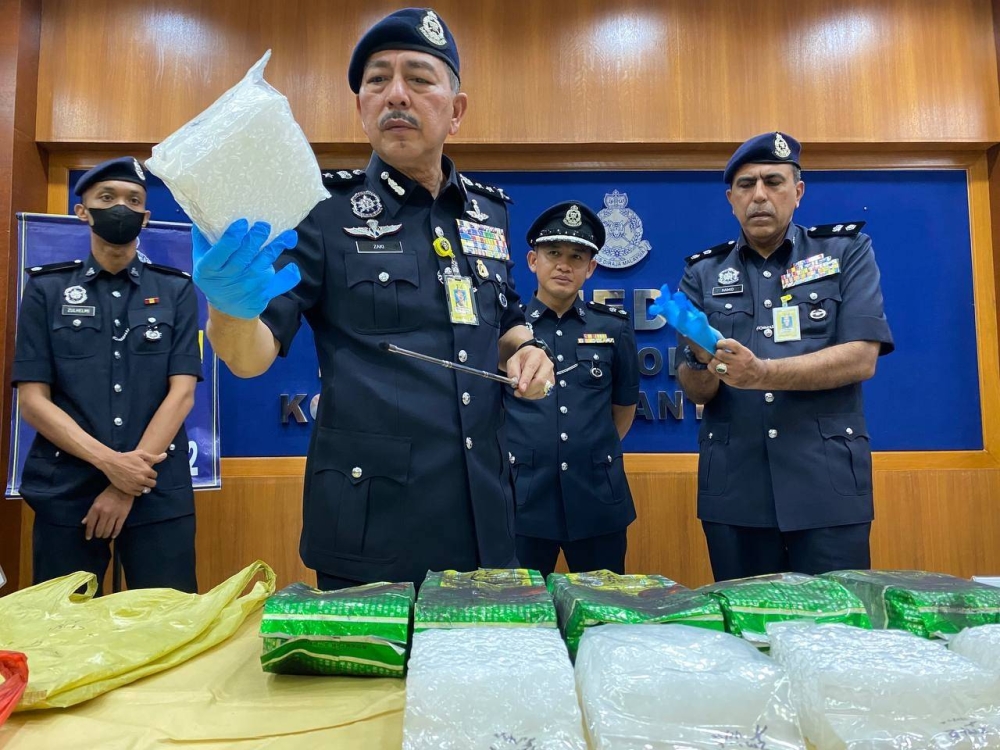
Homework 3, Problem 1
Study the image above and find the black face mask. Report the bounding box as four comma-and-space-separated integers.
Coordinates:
88, 205, 146, 245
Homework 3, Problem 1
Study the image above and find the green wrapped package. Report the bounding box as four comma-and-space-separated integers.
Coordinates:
823, 569, 1000, 639
547, 570, 725, 657
414, 569, 557, 631
259, 581, 414, 677
701, 572, 871, 645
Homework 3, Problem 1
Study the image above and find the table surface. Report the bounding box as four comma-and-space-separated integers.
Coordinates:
0, 611, 406, 749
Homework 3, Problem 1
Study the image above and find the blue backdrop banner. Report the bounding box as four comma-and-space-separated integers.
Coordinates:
69, 167, 982, 456
6, 213, 221, 496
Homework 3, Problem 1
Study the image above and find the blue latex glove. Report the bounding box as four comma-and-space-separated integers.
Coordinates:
191, 219, 301, 319
649, 284, 723, 354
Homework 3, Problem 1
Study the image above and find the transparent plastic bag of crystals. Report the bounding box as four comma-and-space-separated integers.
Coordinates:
951, 624, 1000, 674
403, 627, 586, 750
146, 50, 329, 245
769, 621, 1000, 749
574, 624, 806, 750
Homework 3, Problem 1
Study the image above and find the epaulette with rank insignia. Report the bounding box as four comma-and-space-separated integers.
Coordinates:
587, 300, 629, 318
686, 239, 736, 265
459, 174, 513, 203
26, 259, 83, 276
321, 169, 366, 189
807, 221, 865, 238
146, 262, 192, 279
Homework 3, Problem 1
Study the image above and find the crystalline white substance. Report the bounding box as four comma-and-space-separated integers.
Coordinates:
146, 50, 329, 245
951, 624, 1000, 674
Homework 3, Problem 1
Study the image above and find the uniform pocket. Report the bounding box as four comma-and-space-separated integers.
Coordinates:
818, 414, 872, 495
509, 446, 534, 508
592, 445, 628, 505
52, 315, 101, 359
799, 281, 841, 338
469, 258, 510, 328
703, 296, 753, 343
575, 345, 612, 390
128, 307, 174, 355
344, 251, 421, 334
698, 422, 730, 496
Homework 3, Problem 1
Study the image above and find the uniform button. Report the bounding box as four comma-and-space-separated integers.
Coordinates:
462, 392, 471, 405
560, 433, 568, 441
768, 429, 778, 439
764, 392, 775, 403
167, 443, 175, 451
72, 319, 81, 327
465, 437, 473, 449
764, 300, 773, 309
556, 330, 563, 337
54, 451, 60, 458
147, 317, 156, 324
560, 462, 568, 471
114, 417, 123, 426
114, 319, 121, 327
593, 354, 600, 360
846, 427, 854, 436
509, 453, 516, 465
351, 466, 362, 479
560, 406, 568, 414
762, 270, 772, 278
606, 455, 612, 463
763, 329, 773, 338
114, 383, 122, 392
112, 291, 122, 298
559, 379, 567, 387
708, 432, 713, 439
458, 350, 468, 363
378, 271, 389, 283
114, 350, 122, 359
810, 292, 818, 301
724, 303, 733, 310
556, 354, 564, 362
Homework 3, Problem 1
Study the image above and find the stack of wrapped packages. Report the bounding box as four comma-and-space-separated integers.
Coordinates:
952, 624, 1000, 673
700, 572, 871, 646
824, 570, 1000, 639
770, 622, 1000, 748
547, 570, 724, 658
259, 582, 414, 677
574, 624, 806, 749
404, 569, 587, 749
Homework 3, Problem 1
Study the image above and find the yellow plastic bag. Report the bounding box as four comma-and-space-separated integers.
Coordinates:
0, 560, 275, 710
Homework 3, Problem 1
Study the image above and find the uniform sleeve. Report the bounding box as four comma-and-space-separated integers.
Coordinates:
260, 205, 327, 357
11, 279, 54, 386
498, 203, 527, 335
169, 281, 205, 381
678, 262, 705, 312
611, 315, 640, 406
837, 235, 894, 355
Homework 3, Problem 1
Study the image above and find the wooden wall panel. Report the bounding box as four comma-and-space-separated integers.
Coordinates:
36, 0, 1000, 146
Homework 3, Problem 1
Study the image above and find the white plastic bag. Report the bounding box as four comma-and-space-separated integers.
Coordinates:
574, 624, 805, 750
403, 627, 586, 750
951, 624, 1000, 674
769, 621, 1000, 749
146, 50, 329, 244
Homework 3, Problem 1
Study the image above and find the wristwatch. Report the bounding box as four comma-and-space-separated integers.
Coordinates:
516, 337, 555, 362
682, 344, 708, 371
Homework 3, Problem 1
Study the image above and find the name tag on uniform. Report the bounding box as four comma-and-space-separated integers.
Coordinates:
773, 305, 801, 342
62, 305, 95, 316
356, 241, 403, 253
711, 285, 744, 296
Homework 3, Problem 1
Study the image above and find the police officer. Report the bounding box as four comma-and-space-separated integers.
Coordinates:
192, 8, 554, 589
12, 157, 202, 592
676, 132, 894, 581
506, 202, 639, 578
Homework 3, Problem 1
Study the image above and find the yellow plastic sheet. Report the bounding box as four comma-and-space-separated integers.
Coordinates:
0, 560, 275, 710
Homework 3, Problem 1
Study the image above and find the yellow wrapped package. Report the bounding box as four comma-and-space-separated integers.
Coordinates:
0, 560, 275, 710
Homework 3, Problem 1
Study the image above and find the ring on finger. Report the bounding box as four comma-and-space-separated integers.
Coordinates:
142, 487, 151, 495
715, 363, 729, 375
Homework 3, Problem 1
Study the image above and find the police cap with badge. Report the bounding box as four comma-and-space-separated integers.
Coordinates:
74, 157, 148, 197
723, 131, 801, 185
348, 7, 460, 93
526, 201, 606, 255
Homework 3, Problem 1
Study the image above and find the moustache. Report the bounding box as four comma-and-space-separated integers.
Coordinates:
379, 111, 419, 130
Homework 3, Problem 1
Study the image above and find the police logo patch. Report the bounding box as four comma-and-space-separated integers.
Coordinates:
809, 308, 828, 320
132, 158, 145, 180
350, 190, 383, 219
563, 204, 583, 228
596, 190, 651, 269
773, 132, 791, 159
718, 267, 740, 285
417, 10, 447, 47
63, 285, 87, 304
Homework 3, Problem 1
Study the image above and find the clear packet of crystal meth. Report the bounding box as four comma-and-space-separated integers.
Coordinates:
146, 50, 330, 245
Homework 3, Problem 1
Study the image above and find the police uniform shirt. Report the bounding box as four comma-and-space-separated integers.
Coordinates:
12, 254, 203, 526
505, 296, 639, 542
679, 222, 894, 531
260, 154, 524, 584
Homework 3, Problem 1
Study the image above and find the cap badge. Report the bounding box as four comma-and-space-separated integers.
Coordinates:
773, 132, 791, 159
132, 158, 145, 180
418, 10, 447, 47
563, 204, 582, 228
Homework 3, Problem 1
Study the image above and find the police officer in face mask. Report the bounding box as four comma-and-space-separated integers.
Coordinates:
11, 157, 203, 592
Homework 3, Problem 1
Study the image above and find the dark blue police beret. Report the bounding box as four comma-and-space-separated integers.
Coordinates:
348, 8, 460, 94
74, 157, 147, 197
526, 201, 605, 254
723, 131, 801, 185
